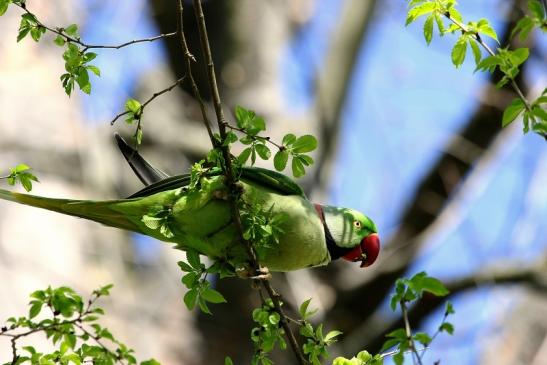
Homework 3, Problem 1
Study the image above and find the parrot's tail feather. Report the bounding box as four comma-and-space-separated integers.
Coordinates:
0, 188, 140, 232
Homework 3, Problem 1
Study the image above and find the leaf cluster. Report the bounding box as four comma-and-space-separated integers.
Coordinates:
228, 106, 318, 178
141, 205, 175, 238
381, 272, 453, 365
406, 0, 547, 138
1, 285, 159, 365
5, 164, 38, 192
511, 0, 547, 41
250, 299, 287, 365
124, 98, 144, 145
298, 299, 342, 365
331, 351, 383, 365
59, 37, 101, 96
178, 251, 228, 315
239, 202, 288, 254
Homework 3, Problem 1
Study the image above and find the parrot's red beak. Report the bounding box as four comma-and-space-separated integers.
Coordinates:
342, 233, 380, 268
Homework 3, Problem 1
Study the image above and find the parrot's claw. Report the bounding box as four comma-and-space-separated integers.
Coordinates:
235, 266, 271, 281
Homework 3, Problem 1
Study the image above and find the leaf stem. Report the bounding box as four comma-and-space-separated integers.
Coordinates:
225, 123, 284, 150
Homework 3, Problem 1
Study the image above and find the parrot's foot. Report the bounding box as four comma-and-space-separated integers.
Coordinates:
235, 266, 271, 281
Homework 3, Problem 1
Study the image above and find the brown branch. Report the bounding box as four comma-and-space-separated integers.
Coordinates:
15, 3, 176, 51
189, 0, 307, 363
110, 76, 186, 125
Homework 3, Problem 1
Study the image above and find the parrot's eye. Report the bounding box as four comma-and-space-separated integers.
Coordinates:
353, 220, 361, 229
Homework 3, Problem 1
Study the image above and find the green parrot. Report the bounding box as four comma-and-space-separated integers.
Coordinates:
0, 135, 380, 272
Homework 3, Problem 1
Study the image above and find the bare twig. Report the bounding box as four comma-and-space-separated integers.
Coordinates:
187, 0, 307, 363
400, 300, 424, 365
176, 0, 215, 142
15, 3, 176, 51
110, 76, 186, 125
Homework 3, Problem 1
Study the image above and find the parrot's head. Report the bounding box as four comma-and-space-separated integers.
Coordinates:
318, 205, 380, 268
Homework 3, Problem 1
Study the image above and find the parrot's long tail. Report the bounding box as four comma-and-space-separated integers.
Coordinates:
0, 188, 140, 232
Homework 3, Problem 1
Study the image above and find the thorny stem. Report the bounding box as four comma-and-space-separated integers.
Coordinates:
15, 3, 176, 51
187, 0, 307, 363
401, 300, 424, 365
109, 76, 186, 125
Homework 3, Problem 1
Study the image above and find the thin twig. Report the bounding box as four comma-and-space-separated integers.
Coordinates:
189, 0, 307, 363
225, 124, 285, 150
110, 76, 186, 125
401, 300, 424, 365
176, 0, 215, 142
15, 3, 176, 51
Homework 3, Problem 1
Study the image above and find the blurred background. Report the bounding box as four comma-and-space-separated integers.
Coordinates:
1, 0, 546, 364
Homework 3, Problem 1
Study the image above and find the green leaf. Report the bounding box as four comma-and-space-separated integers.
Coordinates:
125, 98, 142, 114
292, 157, 305, 178
292, 135, 317, 153
532, 106, 547, 122
65, 24, 79, 37
86, 65, 101, 77
476, 18, 498, 42
186, 250, 201, 270
393, 351, 404, 365
413, 332, 432, 345
502, 98, 526, 127
0, 0, 9, 16
380, 338, 401, 352
439, 322, 455, 334
201, 288, 227, 304
29, 301, 43, 319
273, 150, 289, 171
17, 26, 30, 42
509, 48, 529, 67
76, 67, 90, 94
238, 147, 252, 164
324, 330, 343, 343
528, 0, 544, 19
177, 261, 193, 272
434, 13, 445, 34
445, 301, 455, 315
451, 36, 467, 67
198, 297, 212, 314
469, 39, 482, 65
421, 276, 449, 296
423, 14, 434, 44
255, 143, 271, 160
183, 289, 198, 310
54, 35, 66, 46
406, 2, 436, 26
225, 356, 234, 365
282, 133, 297, 145
299, 298, 312, 319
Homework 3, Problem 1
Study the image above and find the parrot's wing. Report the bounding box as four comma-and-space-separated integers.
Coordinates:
239, 167, 306, 198
115, 133, 306, 198
115, 133, 169, 185
128, 167, 305, 198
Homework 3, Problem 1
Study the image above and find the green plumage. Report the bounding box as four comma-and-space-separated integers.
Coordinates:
0, 168, 332, 271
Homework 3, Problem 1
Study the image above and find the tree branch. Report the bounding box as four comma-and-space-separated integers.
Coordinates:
110, 76, 186, 125
15, 3, 176, 51
188, 0, 307, 363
